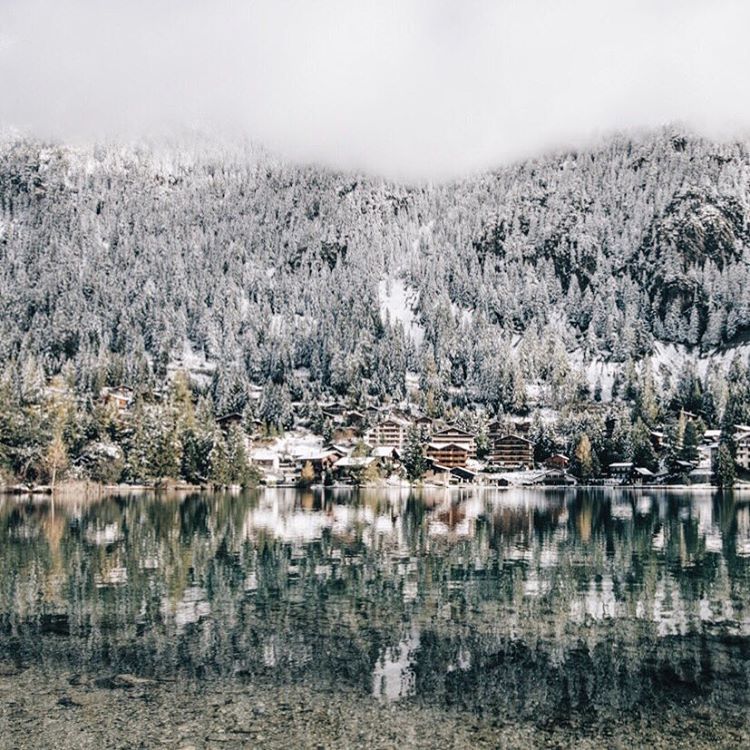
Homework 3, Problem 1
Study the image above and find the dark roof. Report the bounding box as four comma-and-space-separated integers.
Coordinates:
433, 426, 474, 438
451, 466, 476, 479
494, 433, 533, 445
217, 412, 243, 423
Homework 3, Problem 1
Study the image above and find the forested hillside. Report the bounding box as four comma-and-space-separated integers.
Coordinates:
1, 129, 750, 420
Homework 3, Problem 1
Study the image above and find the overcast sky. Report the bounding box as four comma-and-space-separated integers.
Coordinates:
2, 0, 750, 179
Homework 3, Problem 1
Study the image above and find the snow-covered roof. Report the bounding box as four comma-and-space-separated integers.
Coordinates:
250, 449, 278, 461
427, 442, 470, 451
298, 451, 339, 461
609, 462, 634, 469
335, 456, 376, 468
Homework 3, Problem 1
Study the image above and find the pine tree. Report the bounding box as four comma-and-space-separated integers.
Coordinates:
714, 442, 735, 488
680, 420, 700, 465
402, 426, 427, 481
208, 430, 231, 486
632, 419, 658, 472
226, 423, 250, 485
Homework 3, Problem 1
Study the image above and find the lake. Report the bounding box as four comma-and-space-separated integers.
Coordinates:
1, 487, 749, 748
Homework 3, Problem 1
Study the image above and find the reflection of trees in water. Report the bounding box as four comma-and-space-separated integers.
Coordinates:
0, 489, 749, 718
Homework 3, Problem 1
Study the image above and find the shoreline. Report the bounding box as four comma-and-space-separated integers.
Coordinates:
2, 479, 750, 499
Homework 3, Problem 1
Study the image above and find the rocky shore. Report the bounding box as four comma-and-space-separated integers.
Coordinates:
1, 664, 747, 750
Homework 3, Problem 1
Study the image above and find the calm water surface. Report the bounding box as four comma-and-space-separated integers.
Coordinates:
1, 487, 749, 732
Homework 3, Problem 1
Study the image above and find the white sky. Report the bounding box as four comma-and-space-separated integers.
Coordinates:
1, 0, 750, 179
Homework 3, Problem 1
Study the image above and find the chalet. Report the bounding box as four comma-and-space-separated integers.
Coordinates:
698, 442, 719, 467
249, 448, 280, 474
366, 416, 411, 450
423, 460, 451, 485
650, 430, 666, 452
345, 409, 366, 427
609, 462, 634, 483
321, 444, 349, 459
249, 448, 282, 483
100, 386, 134, 413
430, 426, 476, 456
320, 402, 347, 417
371, 446, 400, 471
543, 453, 569, 470
702, 429, 722, 444
217, 412, 243, 431
321, 402, 348, 426
487, 421, 504, 441
489, 434, 534, 468
689, 464, 713, 483
632, 466, 655, 485
297, 450, 341, 480
735, 432, 750, 470
450, 466, 476, 484
278, 455, 300, 484
425, 442, 470, 469
332, 455, 379, 482
509, 419, 532, 435
542, 469, 576, 486
413, 415, 433, 433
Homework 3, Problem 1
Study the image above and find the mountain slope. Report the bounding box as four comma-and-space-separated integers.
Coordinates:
1, 129, 750, 415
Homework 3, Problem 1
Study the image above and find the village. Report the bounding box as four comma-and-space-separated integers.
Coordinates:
90, 382, 750, 491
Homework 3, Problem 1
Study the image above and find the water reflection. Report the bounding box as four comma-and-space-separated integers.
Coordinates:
1, 488, 749, 721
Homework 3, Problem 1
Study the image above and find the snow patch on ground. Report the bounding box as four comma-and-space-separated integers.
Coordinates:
379, 278, 424, 345
569, 340, 750, 402
168, 340, 216, 387
651, 341, 750, 384
568, 352, 618, 401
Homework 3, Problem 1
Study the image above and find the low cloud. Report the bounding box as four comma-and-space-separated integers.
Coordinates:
2, 0, 750, 179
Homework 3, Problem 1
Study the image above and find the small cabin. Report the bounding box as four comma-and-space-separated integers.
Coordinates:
100, 386, 134, 413
609, 462, 634, 483
543, 453, 569, 470
217, 412, 244, 432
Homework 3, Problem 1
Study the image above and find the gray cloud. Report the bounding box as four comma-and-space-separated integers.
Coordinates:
1, 0, 750, 179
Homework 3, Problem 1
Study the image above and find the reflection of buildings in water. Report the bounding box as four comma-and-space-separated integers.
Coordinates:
651, 527, 665, 551
169, 585, 211, 630
84, 522, 123, 546
242, 498, 333, 543
737, 506, 750, 557
610, 500, 633, 520
263, 635, 277, 667
3, 489, 750, 681
569, 575, 616, 622
94, 565, 128, 588
636, 495, 652, 516
139, 555, 160, 571
371, 628, 420, 701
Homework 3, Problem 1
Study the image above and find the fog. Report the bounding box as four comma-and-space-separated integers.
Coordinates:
1, 0, 750, 179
